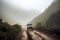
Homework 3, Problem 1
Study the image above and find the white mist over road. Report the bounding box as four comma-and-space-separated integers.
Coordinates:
1, 0, 54, 28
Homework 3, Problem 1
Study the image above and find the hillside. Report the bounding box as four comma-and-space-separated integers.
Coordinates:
29, 0, 60, 27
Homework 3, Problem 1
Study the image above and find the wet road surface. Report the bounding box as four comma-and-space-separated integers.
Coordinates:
21, 30, 58, 40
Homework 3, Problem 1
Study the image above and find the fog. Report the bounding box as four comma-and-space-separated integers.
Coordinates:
1, 0, 54, 28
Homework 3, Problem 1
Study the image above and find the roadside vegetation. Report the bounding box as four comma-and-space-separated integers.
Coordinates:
0, 19, 22, 40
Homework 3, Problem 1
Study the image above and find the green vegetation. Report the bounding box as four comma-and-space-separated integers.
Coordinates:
46, 10, 60, 34
35, 23, 46, 31
0, 19, 22, 40
35, 10, 60, 34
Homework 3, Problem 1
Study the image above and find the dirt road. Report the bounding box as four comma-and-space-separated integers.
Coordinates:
20, 30, 59, 40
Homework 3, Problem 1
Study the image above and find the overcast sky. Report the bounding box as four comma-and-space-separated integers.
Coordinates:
1, 0, 54, 28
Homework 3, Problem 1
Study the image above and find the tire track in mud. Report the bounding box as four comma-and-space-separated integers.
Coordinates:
27, 31, 44, 40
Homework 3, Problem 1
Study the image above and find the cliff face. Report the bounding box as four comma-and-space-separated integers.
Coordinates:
29, 0, 60, 27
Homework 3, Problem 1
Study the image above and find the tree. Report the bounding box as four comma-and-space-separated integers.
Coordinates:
0, 19, 22, 40
35, 23, 42, 30
0, 19, 2, 23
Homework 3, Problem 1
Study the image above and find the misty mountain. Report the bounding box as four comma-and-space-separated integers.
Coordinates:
1, 1, 46, 25
29, 0, 60, 27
